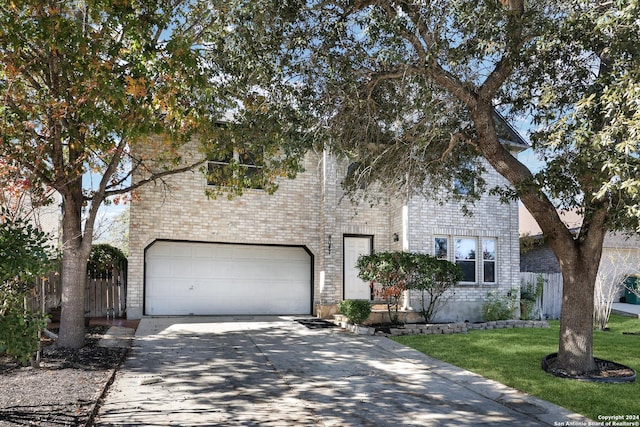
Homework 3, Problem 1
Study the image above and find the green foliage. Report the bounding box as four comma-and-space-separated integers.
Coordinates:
0, 293, 48, 366
0, 211, 55, 365
406, 254, 462, 323
520, 274, 544, 320
88, 244, 127, 278
0, 210, 55, 284
337, 300, 372, 325
357, 251, 415, 324
520, 274, 544, 302
481, 289, 519, 321
356, 251, 461, 323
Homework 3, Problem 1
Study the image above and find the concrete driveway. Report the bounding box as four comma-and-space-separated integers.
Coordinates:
95, 317, 589, 426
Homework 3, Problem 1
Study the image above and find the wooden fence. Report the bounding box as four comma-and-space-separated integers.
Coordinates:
520, 272, 563, 320
30, 261, 127, 318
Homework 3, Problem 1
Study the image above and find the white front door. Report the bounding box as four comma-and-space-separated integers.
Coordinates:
343, 236, 373, 300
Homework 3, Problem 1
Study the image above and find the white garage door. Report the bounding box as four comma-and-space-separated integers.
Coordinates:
145, 241, 312, 315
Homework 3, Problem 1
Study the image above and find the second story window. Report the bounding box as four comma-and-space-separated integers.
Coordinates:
453, 162, 476, 196
345, 162, 368, 190
207, 148, 263, 189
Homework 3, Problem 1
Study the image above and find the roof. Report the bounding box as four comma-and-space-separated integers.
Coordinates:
519, 205, 640, 249
519, 206, 582, 236
493, 110, 529, 153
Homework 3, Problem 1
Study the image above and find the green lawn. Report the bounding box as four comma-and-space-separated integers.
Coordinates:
393, 315, 640, 421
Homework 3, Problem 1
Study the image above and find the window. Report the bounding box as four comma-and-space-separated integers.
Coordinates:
455, 238, 477, 282
207, 148, 263, 189
434, 237, 448, 259
453, 163, 475, 196
345, 162, 367, 190
482, 239, 496, 283
434, 236, 497, 284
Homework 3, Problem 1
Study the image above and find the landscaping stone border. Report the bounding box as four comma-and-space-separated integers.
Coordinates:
334, 316, 549, 337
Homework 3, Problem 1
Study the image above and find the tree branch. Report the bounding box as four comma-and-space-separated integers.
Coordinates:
100, 159, 206, 198
478, 2, 526, 101
365, 66, 422, 95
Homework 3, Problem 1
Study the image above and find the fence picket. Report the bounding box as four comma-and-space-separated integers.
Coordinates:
31, 260, 127, 319
520, 272, 563, 320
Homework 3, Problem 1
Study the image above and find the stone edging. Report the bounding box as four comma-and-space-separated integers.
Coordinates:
337, 319, 550, 336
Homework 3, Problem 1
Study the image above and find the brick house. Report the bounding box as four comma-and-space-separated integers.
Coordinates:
127, 124, 528, 322
520, 207, 640, 301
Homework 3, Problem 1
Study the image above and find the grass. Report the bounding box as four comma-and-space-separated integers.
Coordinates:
393, 315, 640, 421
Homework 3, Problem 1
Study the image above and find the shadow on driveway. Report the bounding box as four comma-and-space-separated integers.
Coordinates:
95, 316, 588, 426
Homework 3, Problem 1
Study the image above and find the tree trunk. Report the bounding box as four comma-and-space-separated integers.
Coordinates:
57, 246, 89, 348
555, 257, 598, 375
56, 187, 92, 349
470, 105, 605, 376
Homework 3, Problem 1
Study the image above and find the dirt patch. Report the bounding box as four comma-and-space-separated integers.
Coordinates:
0, 326, 127, 426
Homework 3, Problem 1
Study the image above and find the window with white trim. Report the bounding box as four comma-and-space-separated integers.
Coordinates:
455, 238, 477, 283
434, 237, 448, 259
482, 238, 496, 283
434, 236, 498, 284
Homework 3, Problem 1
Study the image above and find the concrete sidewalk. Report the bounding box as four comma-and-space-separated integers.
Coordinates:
95, 317, 591, 426
612, 302, 640, 318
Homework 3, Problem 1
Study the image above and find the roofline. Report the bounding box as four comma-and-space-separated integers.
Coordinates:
493, 110, 530, 153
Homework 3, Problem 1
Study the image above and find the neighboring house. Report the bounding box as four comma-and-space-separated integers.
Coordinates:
520, 207, 640, 298
127, 122, 528, 322
0, 188, 61, 245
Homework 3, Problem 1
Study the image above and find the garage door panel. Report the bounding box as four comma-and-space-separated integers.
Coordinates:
190, 259, 234, 278
146, 259, 173, 277
198, 244, 233, 259
145, 242, 311, 315
164, 243, 192, 257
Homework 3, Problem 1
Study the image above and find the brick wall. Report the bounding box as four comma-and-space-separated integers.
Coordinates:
128, 139, 324, 317
129, 140, 521, 322
405, 159, 520, 322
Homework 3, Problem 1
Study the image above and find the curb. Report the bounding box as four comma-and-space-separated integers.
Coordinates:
86, 326, 137, 426
85, 347, 130, 427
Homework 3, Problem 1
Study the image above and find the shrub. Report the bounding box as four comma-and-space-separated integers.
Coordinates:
357, 251, 462, 324
482, 289, 518, 321
0, 210, 55, 365
88, 244, 127, 278
520, 274, 544, 320
409, 254, 462, 323
338, 299, 372, 325
357, 251, 414, 324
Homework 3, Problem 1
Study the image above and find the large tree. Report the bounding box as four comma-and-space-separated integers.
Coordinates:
0, 1, 307, 348
210, 0, 640, 375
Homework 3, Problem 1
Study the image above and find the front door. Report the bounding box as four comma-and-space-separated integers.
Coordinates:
343, 235, 373, 300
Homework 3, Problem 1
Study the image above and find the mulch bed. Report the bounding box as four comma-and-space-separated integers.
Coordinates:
542, 353, 637, 383
294, 318, 339, 329
0, 326, 127, 427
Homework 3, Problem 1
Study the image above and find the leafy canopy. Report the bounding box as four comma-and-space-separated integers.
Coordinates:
206, 0, 640, 232
0, 0, 311, 210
